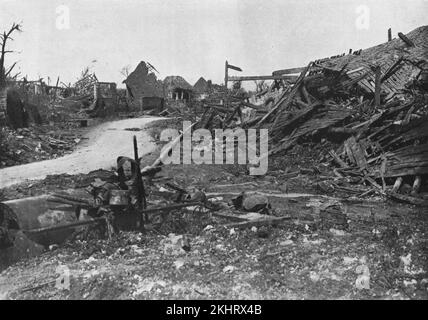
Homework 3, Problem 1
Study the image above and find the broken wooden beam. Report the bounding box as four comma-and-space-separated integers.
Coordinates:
228, 75, 298, 82
212, 212, 250, 222
374, 65, 381, 107
224, 215, 291, 229
411, 176, 422, 195
329, 150, 349, 169
24, 217, 105, 235
392, 177, 403, 193
301, 85, 312, 104
256, 62, 312, 128
272, 67, 305, 76
144, 202, 203, 214
364, 176, 384, 193
386, 191, 428, 207
328, 127, 358, 134
398, 32, 415, 47
344, 136, 367, 170
152, 122, 196, 167
240, 101, 267, 111
381, 57, 404, 83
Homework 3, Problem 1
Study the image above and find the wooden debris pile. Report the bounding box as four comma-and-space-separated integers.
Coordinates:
0, 125, 82, 168
329, 94, 428, 203
200, 26, 428, 202
198, 88, 269, 130
268, 27, 428, 201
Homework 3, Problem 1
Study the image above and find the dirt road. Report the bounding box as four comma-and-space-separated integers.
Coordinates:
0, 117, 163, 188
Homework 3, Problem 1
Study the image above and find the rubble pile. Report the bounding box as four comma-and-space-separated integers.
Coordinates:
200, 26, 428, 204
0, 124, 82, 168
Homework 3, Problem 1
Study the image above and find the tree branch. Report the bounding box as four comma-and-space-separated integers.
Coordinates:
5, 62, 17, 78
0, 22, 22, 86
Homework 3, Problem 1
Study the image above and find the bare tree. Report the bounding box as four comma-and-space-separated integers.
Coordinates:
0, 22, 22, 88
120, 65, 131, 78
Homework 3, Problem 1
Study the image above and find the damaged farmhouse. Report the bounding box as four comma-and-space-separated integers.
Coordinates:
0, 0, 427, 302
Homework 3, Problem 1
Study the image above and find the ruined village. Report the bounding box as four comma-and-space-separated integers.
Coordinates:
0, 3, 427, 301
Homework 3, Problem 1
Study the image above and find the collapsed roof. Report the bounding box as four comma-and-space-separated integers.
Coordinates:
199, 25, 428, 205
163, 75, 193, 93
123, 61, 164, 99
308, 25, 428, 97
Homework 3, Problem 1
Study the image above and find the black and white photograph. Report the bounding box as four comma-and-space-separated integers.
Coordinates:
0, 0, 427, 303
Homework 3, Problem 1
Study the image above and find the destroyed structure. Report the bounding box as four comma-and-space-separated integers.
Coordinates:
193, 77, 211, 99
200, 26, 428, 205
74, 72, 119, 118
0, 23, 427, 297
123, 61, 164, 112
163, 75, 193, 102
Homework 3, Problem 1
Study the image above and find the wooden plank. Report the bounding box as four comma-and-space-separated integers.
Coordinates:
398, 32, 415, 47
358, 78, 374, 93
301, 85, 312, 104
387, 191, 428, 206
349, 139, 367, 164
212, 212, 249, 222
224, 215, 292, 229
272, 102, 322, 137
255, 62, 313, 128
381, 57, 403, 83
344, 138, 356, 165
271, 63, 313, 131
228, 75, 298, 82
329, 150, 349, 168
374, 66, 381, 107
387, 161, 428, 171
272, 67, 305, 76
375, 165, 428, 178
346, 67, 365, 75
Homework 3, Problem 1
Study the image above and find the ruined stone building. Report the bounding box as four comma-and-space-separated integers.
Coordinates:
123, 61, 164, 111
163, 76, 193, 102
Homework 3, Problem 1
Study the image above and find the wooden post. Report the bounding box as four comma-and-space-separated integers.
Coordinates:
52, 76, 60, 102
398, 32, 415, 47
224, 60, 228, 89
133, 135, 147, 230
411, 176, 421, 195
374, 66, 381, 107
392, 177, 403, 193
388, 28, 392, 42
228, 75, 298, 82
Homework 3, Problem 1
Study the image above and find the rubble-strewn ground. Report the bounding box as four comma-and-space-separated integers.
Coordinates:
0, 119, 426, 300
0, 123, 85, 169
0, 189, 426, 300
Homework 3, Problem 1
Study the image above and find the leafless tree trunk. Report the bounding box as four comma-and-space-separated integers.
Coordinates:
0, 22, 22, 88
120, 65, 131, 78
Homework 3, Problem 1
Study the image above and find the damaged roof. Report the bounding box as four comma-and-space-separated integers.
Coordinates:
163, 75, 193, 92
314, 26, 428, 95
193, 77, 209, 93
123, 61, 164, 98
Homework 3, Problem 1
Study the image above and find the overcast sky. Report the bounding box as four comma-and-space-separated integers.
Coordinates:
0, 0, 427, 88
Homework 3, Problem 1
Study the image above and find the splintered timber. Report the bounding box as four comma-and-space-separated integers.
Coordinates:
159, 121, 269, 175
